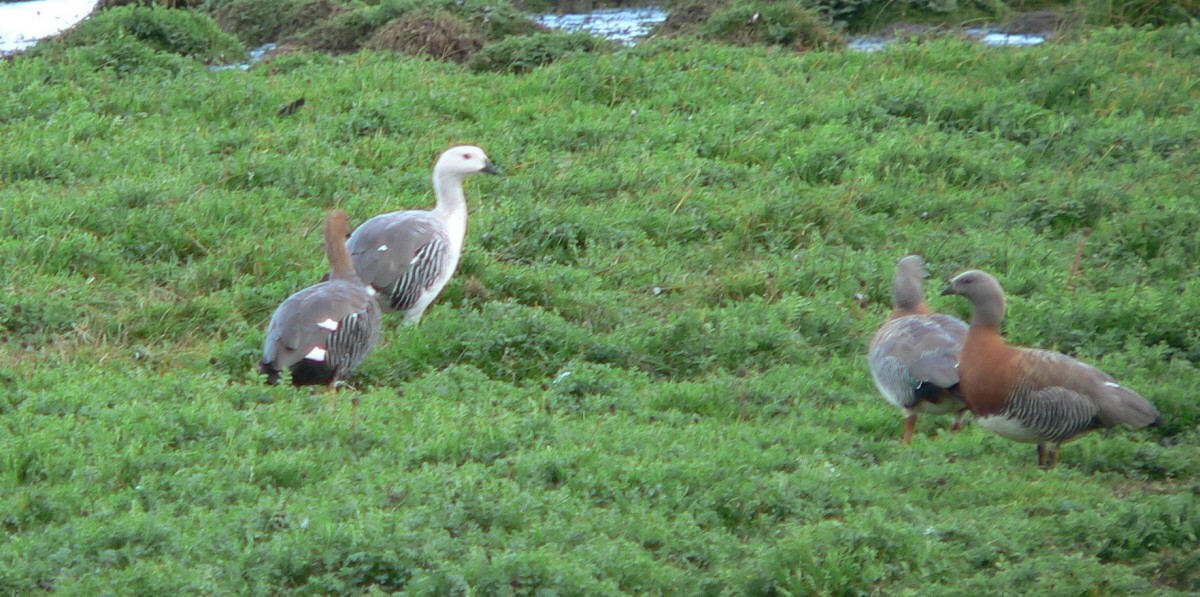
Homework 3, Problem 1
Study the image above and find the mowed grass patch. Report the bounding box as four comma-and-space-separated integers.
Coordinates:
2, 24, 1200, 594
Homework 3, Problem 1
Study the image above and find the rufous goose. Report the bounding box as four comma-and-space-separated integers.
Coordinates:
869, 255, 969, 444
346, 145, 499, 325
261, 210, 382, 387
941, 270, 1162, 468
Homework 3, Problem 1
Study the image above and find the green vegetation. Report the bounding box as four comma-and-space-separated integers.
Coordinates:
661, 0, 1199, 33
66, 0, 1197, 72
1084, 0, 1200, 27
211, 0, 545, 55
212, 0, 338, 47
470, 31, 614, 72
49, 4, 244, 64
366, 10, 486, 64
2, 12, 1200, 595
693, 1, 847, 50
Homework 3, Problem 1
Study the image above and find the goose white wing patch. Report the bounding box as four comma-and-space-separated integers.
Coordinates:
316, 318, 339, 331
1104, 382, 1121, 388
304, 346, 328, 361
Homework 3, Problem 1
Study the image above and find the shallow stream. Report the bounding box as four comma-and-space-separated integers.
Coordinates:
0, 0, 97, 54
533, 6, 1047, 49
0, 1, 1047, 59
534, 6, 669, 45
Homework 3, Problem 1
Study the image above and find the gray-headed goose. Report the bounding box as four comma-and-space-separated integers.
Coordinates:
941, 269, 1162, 468
869, 255, 969, 444
346, 145, 499, 324
261, 210, 382, 387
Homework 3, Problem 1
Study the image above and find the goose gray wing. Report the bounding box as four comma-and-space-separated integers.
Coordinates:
1016, 348, 1161, 429
346, 211, 450, 311
869, 313, 967, 409
261, 280, 381, 385
904, 314, 968, 390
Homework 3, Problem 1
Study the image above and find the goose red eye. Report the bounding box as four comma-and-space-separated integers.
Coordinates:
462, 153, 473, 160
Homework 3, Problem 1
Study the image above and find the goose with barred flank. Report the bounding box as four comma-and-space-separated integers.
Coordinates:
346, 145, 499, 325
941, 269, 1162, 468
261, 210, 382, 387
869, 255, 969, 444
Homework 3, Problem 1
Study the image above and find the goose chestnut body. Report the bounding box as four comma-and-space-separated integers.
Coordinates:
261, 211, 382, 387
941, 270, 1162, 468
346, 145, 499, 325
868, 255, 969, 443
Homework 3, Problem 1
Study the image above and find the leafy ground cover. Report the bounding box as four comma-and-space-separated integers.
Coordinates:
2, 18, 1200, 595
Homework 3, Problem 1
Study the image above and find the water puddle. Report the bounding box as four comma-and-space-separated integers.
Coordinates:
848, 37, 891, 52
851, 28, 1045, 52
534, 5, 1047, 50
209, 43, 277, 71
0, 0, 97, 55
534, 6, 668, 45
969, 29, 1046, 46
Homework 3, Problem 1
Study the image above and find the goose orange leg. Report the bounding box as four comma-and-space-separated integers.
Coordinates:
1035, 444, 1063, 469
325, 382, 338, 412
902, 414, 917, 445
1036, 443, 1062, 469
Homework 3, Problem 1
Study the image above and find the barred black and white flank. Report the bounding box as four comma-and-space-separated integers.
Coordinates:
260, 211, 382, 387
345, 145, 499, 325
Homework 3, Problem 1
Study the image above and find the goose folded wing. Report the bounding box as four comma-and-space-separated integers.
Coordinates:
266, 283, 377, 366
879, 316, 964, 389
347, 214, 448, 307
1018, 348, 1158, 429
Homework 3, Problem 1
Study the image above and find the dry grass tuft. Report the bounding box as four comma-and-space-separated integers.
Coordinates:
366, 10, 485, 63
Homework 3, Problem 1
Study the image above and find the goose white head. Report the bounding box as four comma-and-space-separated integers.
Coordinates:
434, 145, 501, 180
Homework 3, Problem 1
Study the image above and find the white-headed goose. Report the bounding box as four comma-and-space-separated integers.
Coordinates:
869, 255, 969, 444
941, 269, 1162, 468
347, 145, 499, 324
261, 210, 382, 387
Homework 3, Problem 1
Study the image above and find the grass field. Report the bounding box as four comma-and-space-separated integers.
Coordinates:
2, 20, 1199, 595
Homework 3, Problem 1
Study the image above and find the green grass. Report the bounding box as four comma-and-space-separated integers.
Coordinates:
2, 22, 1200, 595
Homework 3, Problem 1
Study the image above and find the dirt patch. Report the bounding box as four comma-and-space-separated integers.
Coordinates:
280, 0, 340, 37
214, 0, 340, 46
282, 7, 377, 54
97, 0, 204, 8
366, 10, 485, 63
655, 1, 717, 33
1005, 9, 1081, 36
871, 22, 939, 39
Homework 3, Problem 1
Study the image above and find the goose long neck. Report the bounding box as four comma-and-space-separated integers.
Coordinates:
969, 292, 1006, 329
325, 213, 357, 282
432, 171, 468, 247
891, 270, 929, 317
